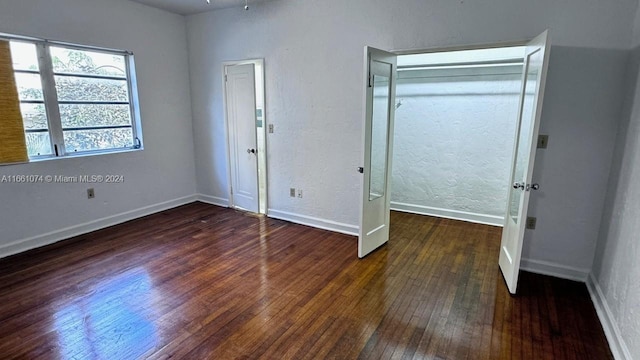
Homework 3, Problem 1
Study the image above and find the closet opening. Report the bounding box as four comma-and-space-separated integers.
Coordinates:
391, 46, 526, 227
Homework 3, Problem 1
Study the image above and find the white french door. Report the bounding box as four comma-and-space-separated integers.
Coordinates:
358, 47, 397, 258
225, 63, 259, 213
499, 30, 551, 294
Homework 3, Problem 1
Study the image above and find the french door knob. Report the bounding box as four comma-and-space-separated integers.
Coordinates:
247, 148, 256, 154
527, 183, 540, 191
513, 182, 525, 190
357, 167, 364, 174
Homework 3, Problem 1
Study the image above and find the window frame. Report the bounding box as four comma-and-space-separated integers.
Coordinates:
2, 33, 143, 160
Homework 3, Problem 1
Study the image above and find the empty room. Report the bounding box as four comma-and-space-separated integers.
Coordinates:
0, 0, 638, 359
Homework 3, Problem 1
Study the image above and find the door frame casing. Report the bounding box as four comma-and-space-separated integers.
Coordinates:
392, 39, 529, 56
222, 58, 268, 213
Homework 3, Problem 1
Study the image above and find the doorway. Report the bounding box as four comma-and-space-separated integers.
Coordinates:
391, 46, 526, 227
223, 59, 267, 214
358, 32, 551, 294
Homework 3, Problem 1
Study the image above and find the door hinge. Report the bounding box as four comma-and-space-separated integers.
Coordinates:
230, 186, 233, 194
224, 74, 228, 82
367, 52, 373, 88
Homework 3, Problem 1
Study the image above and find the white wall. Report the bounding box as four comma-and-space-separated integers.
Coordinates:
0, 0, 196, 257
187, 0, 636, 270
521, 47, 628, 278
391, 67, 521, 226
633, 5, 640, 48
590, 45, 640, 360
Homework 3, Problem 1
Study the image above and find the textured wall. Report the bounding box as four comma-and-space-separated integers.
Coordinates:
633, 5, 640, 48
186, 0, 636, 271
391, 67, 521, 224
0, 0, 196, 253
592, 46, 640, 360
522, 47, 628, 272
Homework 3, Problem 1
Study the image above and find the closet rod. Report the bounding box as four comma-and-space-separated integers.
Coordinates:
398, 59, 523, 71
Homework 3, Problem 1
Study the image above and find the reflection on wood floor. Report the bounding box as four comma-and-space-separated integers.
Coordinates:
0, 202, 612, 359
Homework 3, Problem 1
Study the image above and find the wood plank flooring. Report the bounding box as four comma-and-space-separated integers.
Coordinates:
0, 202, 612, 359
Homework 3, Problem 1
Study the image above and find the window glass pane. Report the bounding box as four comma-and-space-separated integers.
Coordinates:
55, 76, 129, 102
9, 41, 138, 158
20, 103, 48, 130
59, 104, 132, 128
509, 52, 541, 223
14, 73, 44, 101
64, 128, 134, 153
9, 41, 39, 71
25, 132, 52, 156
50, 46, 126, 77
369, 67, 391, 201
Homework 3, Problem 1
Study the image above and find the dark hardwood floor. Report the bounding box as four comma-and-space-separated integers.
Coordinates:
0, 202, 612, 359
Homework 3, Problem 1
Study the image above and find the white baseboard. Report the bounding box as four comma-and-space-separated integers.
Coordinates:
197, 194, 229, 207
0, 194, 197, 260
267, 209, 358, 236
520, 258, 589, 282
390, 201, 504, 227
587, 274, 632, 360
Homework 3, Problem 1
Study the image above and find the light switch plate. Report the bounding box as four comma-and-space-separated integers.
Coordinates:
537, 135, 549, 149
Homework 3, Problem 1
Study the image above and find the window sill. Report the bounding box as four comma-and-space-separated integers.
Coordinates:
28, 147, 144, 163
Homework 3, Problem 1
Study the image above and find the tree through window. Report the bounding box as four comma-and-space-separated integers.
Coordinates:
9, 38, 141, 158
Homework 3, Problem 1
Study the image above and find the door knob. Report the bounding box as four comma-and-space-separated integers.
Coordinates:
247, 148, 256, 154
527, 183, 540, 191
513, 182, 525, 190
357, 167, 364, 174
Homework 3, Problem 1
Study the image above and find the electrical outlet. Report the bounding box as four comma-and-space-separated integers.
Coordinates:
537, 135, 549, 149
268, 124, 274, 134
290, 188, 296, 197
297, 189, 303, 198
526, 216, 537, 229
87, 188, 95, 199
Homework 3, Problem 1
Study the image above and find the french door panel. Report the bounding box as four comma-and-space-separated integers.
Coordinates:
359, 47, 397, 258
499, 30, 551, 294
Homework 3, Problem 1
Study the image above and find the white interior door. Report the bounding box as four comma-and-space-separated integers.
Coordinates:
359, 47, 397, 258
499, 30, 551, 294
225, 63, 259, 213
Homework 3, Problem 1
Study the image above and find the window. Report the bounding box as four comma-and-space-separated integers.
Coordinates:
7, 37, 141, 159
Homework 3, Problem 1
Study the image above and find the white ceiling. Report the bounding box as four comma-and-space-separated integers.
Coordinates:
130, 0, 263, 15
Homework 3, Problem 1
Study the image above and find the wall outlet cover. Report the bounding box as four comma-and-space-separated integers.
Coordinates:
526, 216, 537, 229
